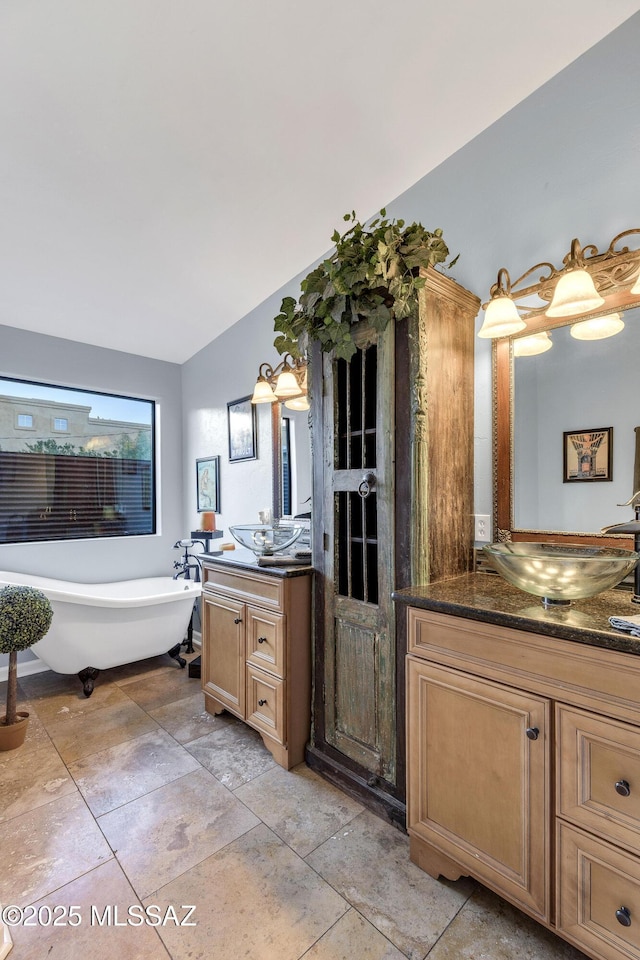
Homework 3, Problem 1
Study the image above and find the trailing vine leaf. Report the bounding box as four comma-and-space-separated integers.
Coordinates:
274, 210, 456, 361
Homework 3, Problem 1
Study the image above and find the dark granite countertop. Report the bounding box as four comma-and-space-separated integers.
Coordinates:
392, 572, 640, 656
201, 548, 313, 578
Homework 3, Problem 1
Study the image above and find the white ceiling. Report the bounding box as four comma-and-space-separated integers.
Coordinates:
1, 1, 639, 364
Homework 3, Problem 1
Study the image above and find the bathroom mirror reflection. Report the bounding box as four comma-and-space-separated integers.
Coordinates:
513, 312, 640, 532
271, 404, 312, 521
495, 302, 640, 544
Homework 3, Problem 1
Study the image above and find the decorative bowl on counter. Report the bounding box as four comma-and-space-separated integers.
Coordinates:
483, 541, 639, 607
229, 523, 303, 556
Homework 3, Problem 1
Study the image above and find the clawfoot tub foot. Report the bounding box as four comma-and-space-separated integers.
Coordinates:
78, 667, 100, 697
168, 643, 187, 668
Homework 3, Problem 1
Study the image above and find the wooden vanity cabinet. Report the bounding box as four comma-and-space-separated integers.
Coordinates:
407, 657, 551, 920
201, 560, 311, 770
406, 605, 640, 960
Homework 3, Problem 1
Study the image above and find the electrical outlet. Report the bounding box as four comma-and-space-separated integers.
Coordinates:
474, 514, 491, 542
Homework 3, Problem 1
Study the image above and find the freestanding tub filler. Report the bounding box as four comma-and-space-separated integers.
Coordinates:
0, 571, 201, 696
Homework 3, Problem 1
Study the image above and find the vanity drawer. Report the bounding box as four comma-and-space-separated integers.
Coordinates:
557, 821, 640, 959
246, 665, 285, 745
246, 607, 285, 678
557, 704, 640, 855
203, 566, 284, 610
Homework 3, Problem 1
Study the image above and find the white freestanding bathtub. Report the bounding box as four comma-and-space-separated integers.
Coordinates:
0, 571, 201, 695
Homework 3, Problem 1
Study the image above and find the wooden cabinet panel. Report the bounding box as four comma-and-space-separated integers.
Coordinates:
202, 561, 310, 770
406, 604, 640, 960
407, 656, 550, 920
203, 565, 283, 609
246, 607, 285, 678
310, 273, 480, 819
201, 592, 245, 718
557, 821, 640, 960
407, 606, 640, 727
246, 664, 285, 745
558, 704, 640, 857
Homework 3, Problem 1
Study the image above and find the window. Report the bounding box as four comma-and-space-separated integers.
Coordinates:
0, 377, 156, 544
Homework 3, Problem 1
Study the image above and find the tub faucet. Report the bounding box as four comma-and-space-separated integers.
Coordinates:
601, 491, 640, 603
172, 540, 202, 654
172, 539, 202, 583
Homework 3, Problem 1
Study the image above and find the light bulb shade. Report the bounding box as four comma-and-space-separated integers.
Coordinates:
513, 331, 553, 357
547, 268, 604, 317
251, 379, 277, 403
274, 369, 302, 398
477, 295, 526, 338
570, 313, 625, 341
284, 394, 310, 411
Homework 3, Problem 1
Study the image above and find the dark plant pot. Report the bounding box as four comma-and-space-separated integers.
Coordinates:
0, 711, 30, 751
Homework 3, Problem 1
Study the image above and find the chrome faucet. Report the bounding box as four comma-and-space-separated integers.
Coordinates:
601, 492, 640, 603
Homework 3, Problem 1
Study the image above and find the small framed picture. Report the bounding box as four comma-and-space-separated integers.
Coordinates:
196, 456, 221, 512
227, 395, 257, 462
563, 427, 612, 482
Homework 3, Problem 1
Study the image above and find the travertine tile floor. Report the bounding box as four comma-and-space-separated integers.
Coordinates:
0, 652, 589, 960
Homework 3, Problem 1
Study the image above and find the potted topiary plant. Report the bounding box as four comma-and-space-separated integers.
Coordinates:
273, 209, 457, 361
0, 584, 53, 751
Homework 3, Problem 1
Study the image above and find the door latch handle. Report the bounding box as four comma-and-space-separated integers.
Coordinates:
358, 473, 376, 498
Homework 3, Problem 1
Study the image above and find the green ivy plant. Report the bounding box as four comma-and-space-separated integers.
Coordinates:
0, 585, 53, 726
274, 210, 457, 361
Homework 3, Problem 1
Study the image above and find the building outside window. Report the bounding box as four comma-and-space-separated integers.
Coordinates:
0, 378, 156, 544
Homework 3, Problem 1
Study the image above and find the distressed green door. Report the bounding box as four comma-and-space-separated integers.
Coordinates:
321, 323, 396, 784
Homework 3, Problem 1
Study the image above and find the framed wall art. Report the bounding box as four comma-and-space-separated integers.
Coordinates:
563, 427, 612, 482
196, 455, 221, 512
227, 395, 257, 462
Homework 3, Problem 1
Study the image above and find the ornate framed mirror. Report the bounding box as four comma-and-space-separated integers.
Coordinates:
492, 238, 640, 549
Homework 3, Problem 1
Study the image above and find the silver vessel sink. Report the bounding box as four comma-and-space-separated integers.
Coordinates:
483, 541, 639, 607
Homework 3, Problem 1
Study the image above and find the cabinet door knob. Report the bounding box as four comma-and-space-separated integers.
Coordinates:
525, 727, 539, 741
257, 636, 267, 644
615, 779, 631, 797
616, 906, 632, 927
234, 617, 242, 624
258, 698, 267, 706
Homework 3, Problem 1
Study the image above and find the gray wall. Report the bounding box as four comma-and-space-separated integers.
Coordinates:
385, 12, 640, 527
0, 323, 184, 581
181, 274, 318, 537
3, 14, 640, 672
181, 14, 640, 546
0, 324, 183, 670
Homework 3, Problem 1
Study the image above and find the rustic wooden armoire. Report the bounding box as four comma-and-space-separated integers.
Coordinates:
306, 268, 480, 826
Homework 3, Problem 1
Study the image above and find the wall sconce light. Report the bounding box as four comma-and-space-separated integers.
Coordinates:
251, 355, 309, 410
479, 228, 640, 341
546, 239, 605, 317
570, 313, 625, 340
513, 331, 553, 357
477, 269, 526, 338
